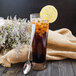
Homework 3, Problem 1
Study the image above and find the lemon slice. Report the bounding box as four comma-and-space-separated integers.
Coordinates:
40, 5, 58, 23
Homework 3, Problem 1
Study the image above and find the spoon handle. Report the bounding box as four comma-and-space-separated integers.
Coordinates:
28, 24, 35, 61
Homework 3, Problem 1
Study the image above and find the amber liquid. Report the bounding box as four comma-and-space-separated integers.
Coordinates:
31, 18, 49, 63
32, 32, 47, 63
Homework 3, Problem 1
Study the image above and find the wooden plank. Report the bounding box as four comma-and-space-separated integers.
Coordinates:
71, 59, 76, 76
36, 61, 52, 76
58, 59, 74, 76
0, 59, 75, 76
0, 66, 6, 76
16, 70, 25, 76
1, 63, 24, 76
27, 70, 38, 76
43, 61, 52, 76
51, 61, 59, 76
24, 61, 52, 76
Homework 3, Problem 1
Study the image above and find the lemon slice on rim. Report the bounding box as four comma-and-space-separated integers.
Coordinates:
40, 5, 58, 23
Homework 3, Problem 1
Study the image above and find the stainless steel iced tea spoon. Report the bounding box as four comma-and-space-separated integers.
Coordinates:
23, 24, 35, 75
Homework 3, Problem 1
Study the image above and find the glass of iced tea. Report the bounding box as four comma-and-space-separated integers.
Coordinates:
30, 13, 49, 70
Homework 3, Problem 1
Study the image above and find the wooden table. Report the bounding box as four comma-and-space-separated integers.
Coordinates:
0, 59, 76, 76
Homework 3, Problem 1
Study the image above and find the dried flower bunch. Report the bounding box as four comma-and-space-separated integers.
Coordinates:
0, 16, 31, 53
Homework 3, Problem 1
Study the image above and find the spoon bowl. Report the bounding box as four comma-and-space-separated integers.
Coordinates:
23, 61, 31, 75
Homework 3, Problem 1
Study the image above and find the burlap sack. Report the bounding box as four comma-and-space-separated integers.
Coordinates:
0, 28, 76, 67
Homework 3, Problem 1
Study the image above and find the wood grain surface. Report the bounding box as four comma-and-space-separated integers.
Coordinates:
0, 59, 76, 76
